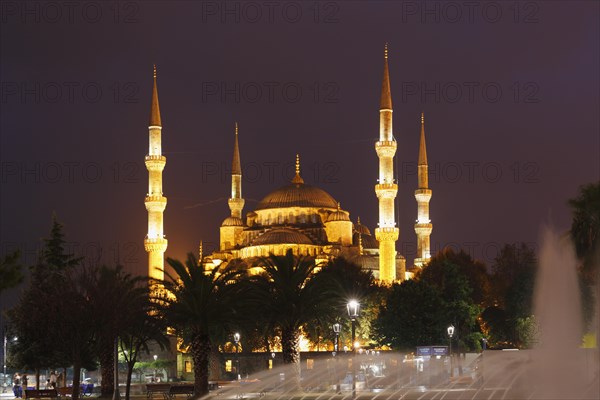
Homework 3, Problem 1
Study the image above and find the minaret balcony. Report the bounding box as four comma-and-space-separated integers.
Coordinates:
375, 141, 397, 158
145, 195, 167, 212
375, 227, 399, 241
375, 183, 398, 198
144, 237, 168, 253
414, 224, 433, 236
145, 155, 166, 170
414, 189, 432, 202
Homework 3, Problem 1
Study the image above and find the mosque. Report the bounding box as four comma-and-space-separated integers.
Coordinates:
143, 46, 433, 285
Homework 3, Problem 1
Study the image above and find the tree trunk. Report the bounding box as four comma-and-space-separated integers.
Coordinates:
281, 327, 301, 392
99, 339, 115, 397
190, 334, 211, 398
125, 362, 134, 400
72, 361, 82, 400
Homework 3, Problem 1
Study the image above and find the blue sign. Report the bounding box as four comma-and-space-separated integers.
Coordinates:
416, 346, 448, 356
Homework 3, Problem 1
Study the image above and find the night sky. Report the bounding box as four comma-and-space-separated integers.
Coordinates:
1, 1, 598, 309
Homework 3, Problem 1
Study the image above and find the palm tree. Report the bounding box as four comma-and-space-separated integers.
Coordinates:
157, 253, 246, 398
83, 265, 149, 398
246, 250, 332, 386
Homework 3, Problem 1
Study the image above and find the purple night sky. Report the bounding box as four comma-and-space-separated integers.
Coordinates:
1, 1, 598, 310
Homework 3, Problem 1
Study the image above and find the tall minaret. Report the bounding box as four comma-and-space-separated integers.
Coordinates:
414, 112, 433, 268
144, 65, 168, 281
220, 123, 245, 250
374, 44, 401, 283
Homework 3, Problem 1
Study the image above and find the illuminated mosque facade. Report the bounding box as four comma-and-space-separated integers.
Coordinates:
144, 46, 433, 284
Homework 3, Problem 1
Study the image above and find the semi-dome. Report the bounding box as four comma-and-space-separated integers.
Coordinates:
251, 228, 314, 245
353, 232, 378, 249
221, 216, 244, 227
255, 183, 338, 210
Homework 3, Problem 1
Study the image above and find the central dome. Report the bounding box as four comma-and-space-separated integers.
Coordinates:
255, 182, 338, 210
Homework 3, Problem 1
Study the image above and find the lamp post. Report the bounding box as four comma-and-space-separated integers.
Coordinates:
447, 325, 455, 378
153, 355, 158, 382
347, 300, 360, 400
233, 333, 241, 381
332, 323, 341, 393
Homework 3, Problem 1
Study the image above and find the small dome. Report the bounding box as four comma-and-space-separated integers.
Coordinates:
327, 209, 350, 222
221, 216, 244, 227
251, 228, 313, 246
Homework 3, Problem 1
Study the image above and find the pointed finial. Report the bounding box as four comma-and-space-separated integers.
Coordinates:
421, 111, 424, 125
357, 216, 361, 225
384, 43, 388, 59
235, 122, 238, 135
380, 43, 393, 110
198, 240, 203, 264
337, 202, 341, 211
149, 64, 162, 126
291, 153, 304, 184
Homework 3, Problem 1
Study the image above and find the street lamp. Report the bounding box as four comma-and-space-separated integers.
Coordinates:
153, 355, 158, 382
332, 323, 341, 393
347, 300, 360, 400
3, 334, 17, 390
233, 333, 241, 381
447, 325, 455, 378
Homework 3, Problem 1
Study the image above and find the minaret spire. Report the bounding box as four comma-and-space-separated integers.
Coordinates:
228, 122, 244, 217
375, 43, 403, 283
380, 43, 392, 111
150, 64, 162, 127
414, 112, 433, 268
144, 65, 168, 281
291, 153, 304, 184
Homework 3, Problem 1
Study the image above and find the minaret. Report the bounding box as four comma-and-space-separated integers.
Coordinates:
229, 122, 245, 218
220, 123, 245, 250
144, 65, 168, 281
374, 43, 401, 283
414, 112, 433, 268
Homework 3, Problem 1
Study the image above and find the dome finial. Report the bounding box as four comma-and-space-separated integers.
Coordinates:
357, 216, 361, 224
291, 154, 304, 184
337, 202, 341, 211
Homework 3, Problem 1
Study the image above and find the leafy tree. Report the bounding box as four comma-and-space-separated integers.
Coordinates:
0, 250, 23, 293
7, 216, 88, 390
568, 182, 600, 278
419, 249, 491, 307
157, 253, 245, 398
373, 279, 446, 350
482, 243, 537, 348
119, 289, 169, 400
568, 182, 600, 332
418, 252, 484, 353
